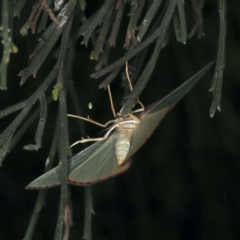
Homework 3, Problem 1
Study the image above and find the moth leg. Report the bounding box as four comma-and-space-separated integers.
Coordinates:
70, 135, 108, 147
68, 114, 115, 128
128, 113, 141, 123
135, 99, 145, 111
70, 122, 118, 148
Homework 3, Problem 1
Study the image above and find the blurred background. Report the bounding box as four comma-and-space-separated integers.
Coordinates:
0, 1, 240, 239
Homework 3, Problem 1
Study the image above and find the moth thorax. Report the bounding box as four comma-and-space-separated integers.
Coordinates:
115, 122, 136, 166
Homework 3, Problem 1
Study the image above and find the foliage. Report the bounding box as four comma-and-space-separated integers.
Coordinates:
0, 0, 233, 240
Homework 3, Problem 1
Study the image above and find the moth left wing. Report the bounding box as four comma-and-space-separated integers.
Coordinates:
26, 132, 131, 189
68, 132, 131, 185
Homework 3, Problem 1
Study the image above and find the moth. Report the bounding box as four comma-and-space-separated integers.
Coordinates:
27, 62, 213, 189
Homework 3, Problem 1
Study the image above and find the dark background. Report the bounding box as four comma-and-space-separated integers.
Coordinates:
0, 1, 240, 239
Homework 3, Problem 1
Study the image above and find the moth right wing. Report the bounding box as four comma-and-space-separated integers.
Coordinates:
145, 61, 214, 115
127, 61, 215, 159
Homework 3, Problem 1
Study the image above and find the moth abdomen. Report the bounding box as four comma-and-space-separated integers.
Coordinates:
115, 132, 131, 165
115, 121, 137, 165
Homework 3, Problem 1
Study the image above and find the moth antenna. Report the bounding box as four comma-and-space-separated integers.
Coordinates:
125, 61, 145, 112
68, 114, 106, 128
108, 85, 117, 117
125, 61, 133, 91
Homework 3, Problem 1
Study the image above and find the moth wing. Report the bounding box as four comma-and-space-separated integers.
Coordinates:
68, 132, 131, 185
27, 62, 214, 189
